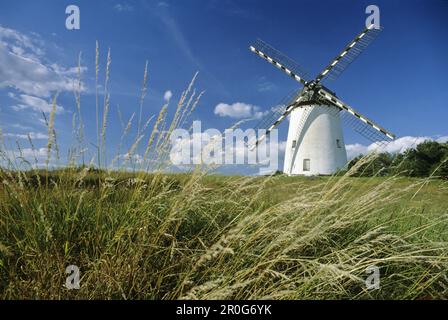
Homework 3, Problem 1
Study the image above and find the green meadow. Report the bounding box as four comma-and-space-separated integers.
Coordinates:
0, 167, 447, 299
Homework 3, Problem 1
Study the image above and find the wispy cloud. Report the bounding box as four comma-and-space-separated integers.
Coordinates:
113, 3, 134, 12
139, 3, 229, 97
256, 77, 277, 92
9, 93, 64, 113
207, 0, 261, 20
0, 25, 44, 59
3, 131, 48, 140
155, 9, 201, 69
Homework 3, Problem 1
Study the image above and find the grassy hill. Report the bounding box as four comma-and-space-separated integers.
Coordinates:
1, 166, 447, 299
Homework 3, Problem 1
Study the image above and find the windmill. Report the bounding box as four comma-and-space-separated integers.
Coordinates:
249, 24, 396, 175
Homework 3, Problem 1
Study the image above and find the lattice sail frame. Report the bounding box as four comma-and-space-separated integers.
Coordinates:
317, 89, 395, 141
250, 39, 310, 86
248, 24, 396, 149
315, 24, 383, 83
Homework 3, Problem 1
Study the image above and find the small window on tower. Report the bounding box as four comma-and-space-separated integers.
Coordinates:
292, 140, 297, 148
336, 139, 342, 148
303, 159, 310, 171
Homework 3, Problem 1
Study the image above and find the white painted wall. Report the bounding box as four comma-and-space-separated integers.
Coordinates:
283, 105, 347, 175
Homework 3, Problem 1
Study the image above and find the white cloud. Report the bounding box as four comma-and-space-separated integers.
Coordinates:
0, 26, 85, 99
346, 135, 448, 160
120, 153, 143, 164
114, 4, 134, 12
163, 90, 173, 102
1, 147, 48, 166
169, 130, 285, 171
3, 131, 48, 140
1, 146, 62, 169
10, 93, 64, 113
10, 123, 32, 130
346, 143, 368, 160
0, 25, 44, 59
214, 102, 267, 119
277, 140, 287, 153
17, 147, 47, 158
50, 63, 87, 76
0, 44, 75, 98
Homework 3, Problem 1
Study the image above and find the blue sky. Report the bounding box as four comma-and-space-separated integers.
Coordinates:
0, 0, 447, 173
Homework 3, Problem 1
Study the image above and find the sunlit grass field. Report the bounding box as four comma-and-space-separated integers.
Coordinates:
0, 167, 447, 299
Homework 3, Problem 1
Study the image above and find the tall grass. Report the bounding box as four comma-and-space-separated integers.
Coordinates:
0, 46, 447, 299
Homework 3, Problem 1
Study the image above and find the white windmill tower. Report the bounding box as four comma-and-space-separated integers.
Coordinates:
249, 24, 396, 175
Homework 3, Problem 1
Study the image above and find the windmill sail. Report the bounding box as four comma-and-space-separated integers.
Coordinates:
315, 25, 382, 83
250, 39, 310, 86
317, 88, 395, 143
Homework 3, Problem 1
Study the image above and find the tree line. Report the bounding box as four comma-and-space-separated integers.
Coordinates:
347, 140, 448, 178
